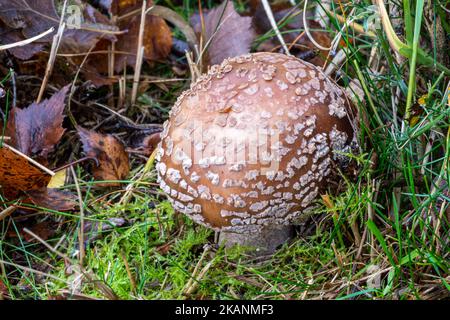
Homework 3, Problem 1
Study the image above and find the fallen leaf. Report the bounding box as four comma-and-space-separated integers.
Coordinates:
22, 220, 56, 242
86, 0, 172, 76
5, 85, 69, 160
78, 127, 130, 187
114, 0, 172, 71
141, 132, 162, 155
0, 0, 118, 59
47, 169, 67, 188
129, 131, 161, 156
0, 21, 43, 60
26, 188, 77, 211
191, 0, 256, 66
0, 145, 51, 199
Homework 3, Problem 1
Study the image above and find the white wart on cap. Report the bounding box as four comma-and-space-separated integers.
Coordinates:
156, 52, 357, 252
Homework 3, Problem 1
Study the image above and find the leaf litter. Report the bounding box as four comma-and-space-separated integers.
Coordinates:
0, 0, 448, 300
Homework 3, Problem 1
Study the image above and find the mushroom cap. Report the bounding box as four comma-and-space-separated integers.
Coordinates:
156, 52, 357, 233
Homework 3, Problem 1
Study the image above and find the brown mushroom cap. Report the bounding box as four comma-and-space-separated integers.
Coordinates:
156, 52, 357, 234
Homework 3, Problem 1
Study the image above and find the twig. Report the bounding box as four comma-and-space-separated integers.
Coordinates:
1, 143, 55, 176
261, 0, 291, 55
324, 49, 346, 75
121, 251, 137, 295
0, 205, 16, 222
36, 23, 66, 103
186, 51, 201, 83
185, 260, 213, 296
131, 1, 147, 105
119, 5, 197, 56
70, 166, 85, 266
67, 36, 103, 128
303, 0, 331, 51
0, 27, 54, 51
323, 8, 376, 38
23, 228, 68, 259
119, 147, 158, 205
0, 259, 68, 283
183, 245, 211, 296
9, 68, 16, 109
23, 226, 118, 300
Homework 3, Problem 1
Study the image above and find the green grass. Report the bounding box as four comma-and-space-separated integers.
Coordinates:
0, 0, 449, 300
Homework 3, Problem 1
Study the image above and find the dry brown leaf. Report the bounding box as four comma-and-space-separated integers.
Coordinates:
137, 131, 161, 156
5, 85, 69, 160
26, 188, 77, 211
112, 0, 172, 72
0, 21, 43, 60
191, 1, 255, 67
21, 220, 56, 242
0, 0, 117, 59
78, 127, 130, 187
85, 0, 172, 77
0, 146, 51, 199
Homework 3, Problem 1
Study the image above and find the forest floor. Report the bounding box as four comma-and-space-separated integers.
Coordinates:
0, 0, 449, 300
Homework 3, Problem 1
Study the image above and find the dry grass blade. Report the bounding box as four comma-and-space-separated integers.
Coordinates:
0, 27, 54, 51
261, 0, 290, 55
130, 0, 147, 105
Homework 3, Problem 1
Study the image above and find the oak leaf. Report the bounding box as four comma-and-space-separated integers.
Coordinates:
78, 127, 130, 187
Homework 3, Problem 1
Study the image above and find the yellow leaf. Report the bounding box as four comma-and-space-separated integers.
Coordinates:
47, 169, 67, 188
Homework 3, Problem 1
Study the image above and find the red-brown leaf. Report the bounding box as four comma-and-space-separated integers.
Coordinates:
22, 220, 56, 242
78, 127, 130, 187
26, 188, 77, 211
0, 0, 117, 59
0, 146, 51, 199
5, 85, 69, 159
88, 0, 172, 75
191, 1, 256, 66
0, 21, 43, 60
140, 131, 162, 156
114, 0, 172, 72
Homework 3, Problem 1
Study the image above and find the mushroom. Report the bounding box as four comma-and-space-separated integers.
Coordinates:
156, 52, 358, 254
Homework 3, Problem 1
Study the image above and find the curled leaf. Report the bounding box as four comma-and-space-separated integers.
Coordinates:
78, 127, 130, 187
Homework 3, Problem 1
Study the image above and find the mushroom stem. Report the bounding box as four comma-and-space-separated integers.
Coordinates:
218, 224, 295, 255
